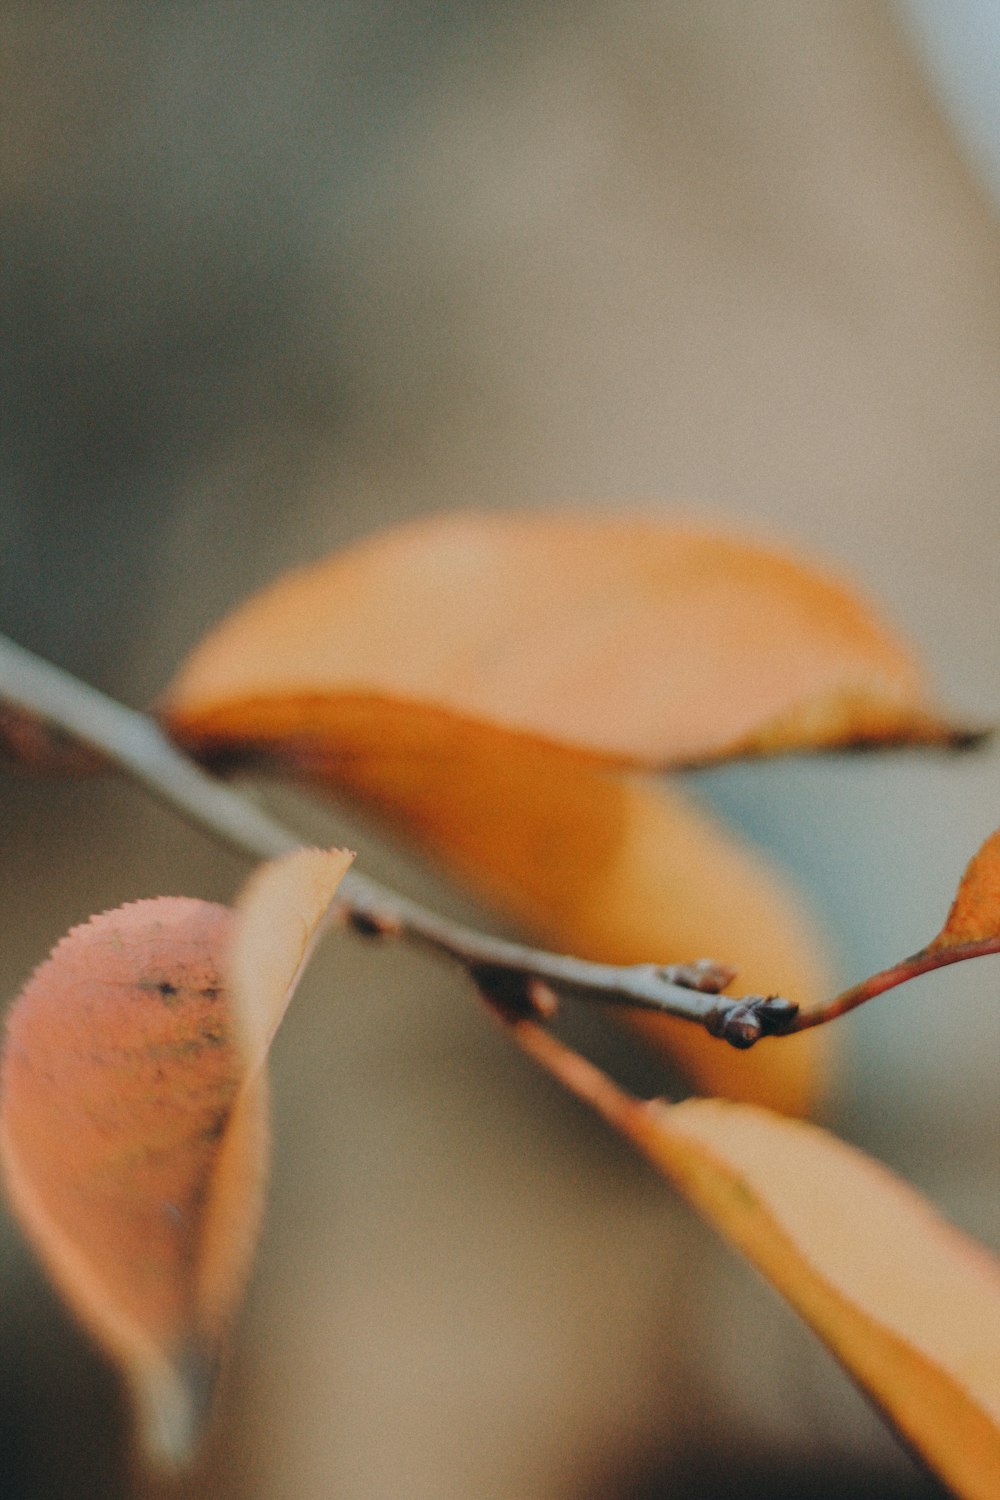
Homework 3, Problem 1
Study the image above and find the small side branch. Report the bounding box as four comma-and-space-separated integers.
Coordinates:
788, 937, 1000, 1032
0, 633, 778, 1042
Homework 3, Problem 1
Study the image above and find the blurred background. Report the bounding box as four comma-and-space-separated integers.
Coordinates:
2, 1, 999, 1495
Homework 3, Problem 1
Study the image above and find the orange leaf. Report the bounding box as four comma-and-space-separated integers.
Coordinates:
228, 846, 354, 1069
194, 847, 353, 1360
340, 728, 830, 1114
515, 1022, 1000, 1500
0, 848, 351, 1465
179, 695, 829, 1111
929, 827, 1000, 951
162, 511, 964, 769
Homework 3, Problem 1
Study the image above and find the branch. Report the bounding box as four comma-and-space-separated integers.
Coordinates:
0, 633, 787, 1043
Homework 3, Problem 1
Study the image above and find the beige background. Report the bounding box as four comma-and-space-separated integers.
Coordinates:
2, 2, 998, 1495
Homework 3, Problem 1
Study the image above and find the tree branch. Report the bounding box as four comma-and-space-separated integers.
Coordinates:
0, 633, 785, 1042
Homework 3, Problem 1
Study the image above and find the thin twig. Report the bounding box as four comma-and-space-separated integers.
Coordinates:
788, 937, 1000, 1031
0, 632, 781, 1041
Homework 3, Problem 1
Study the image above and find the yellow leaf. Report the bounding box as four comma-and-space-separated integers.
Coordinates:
0, 848, 352, 1465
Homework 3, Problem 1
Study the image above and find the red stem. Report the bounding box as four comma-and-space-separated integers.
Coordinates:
790, 935, 1000, 1031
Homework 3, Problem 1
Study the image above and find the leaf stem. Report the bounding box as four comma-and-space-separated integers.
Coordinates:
0, 633, 756, 1036
789, 937, 1000, 1031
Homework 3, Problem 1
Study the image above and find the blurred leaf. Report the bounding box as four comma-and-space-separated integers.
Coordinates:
0, 701, 106, 776
516, 1021, 1000, 1500
162, 510, 965, 768
228, 846, 353, 1069
325, 720, 832, 1111
193, 701, 830, 1109
0, 848, 351, 1466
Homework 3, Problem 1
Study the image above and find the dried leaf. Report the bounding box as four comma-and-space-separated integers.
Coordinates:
163, 511, 965, 769
0, 848, 351, 1465
514, 1021, 1000, 1500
